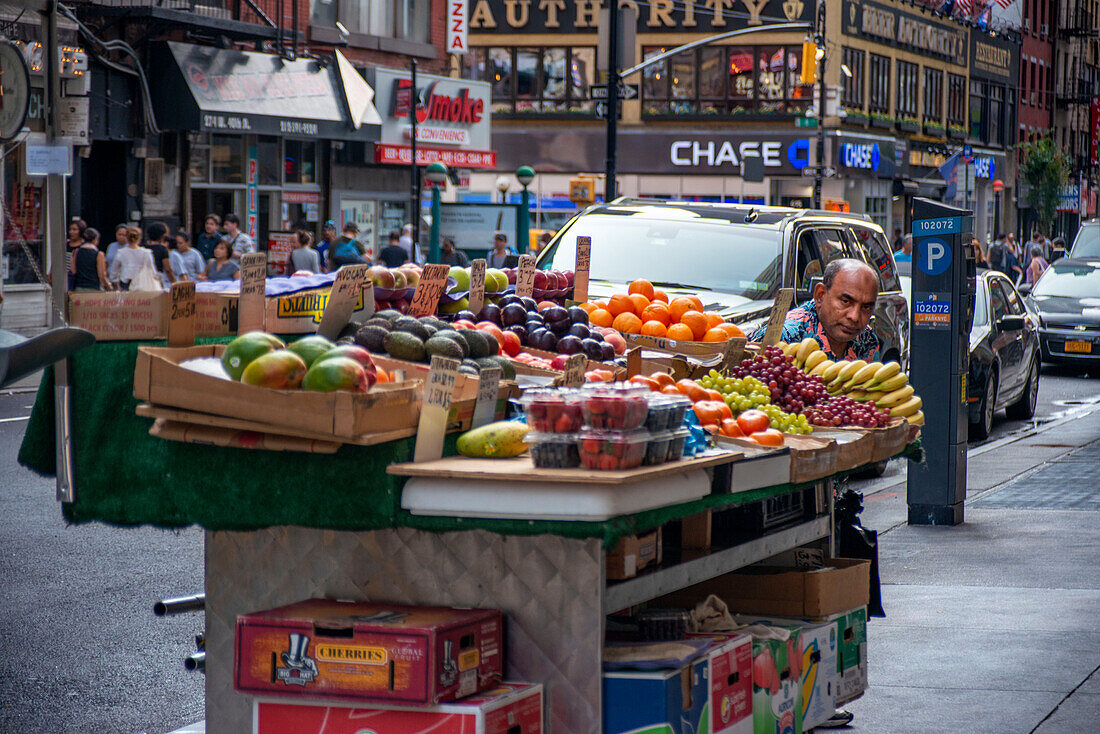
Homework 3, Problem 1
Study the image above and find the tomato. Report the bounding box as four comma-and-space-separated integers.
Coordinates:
749, 428, 784, 447
736, 408, 771, 435
703, 423, 720, 435
719, 418, 743, 437
705, 389, 724, 402
660, 385, 682, 396
650, 372, 675, 388
675, 379, 708, 403
693, 400, 727, 427
628, 375, 661, 391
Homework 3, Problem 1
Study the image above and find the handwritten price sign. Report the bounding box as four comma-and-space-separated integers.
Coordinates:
562, 353, 587, 387
318, 264, 371, 340
762, 288, 794, 346
168, 281, 196, 347
471, 365, 502, 428
408, 263, 451, 317
238, 252, 268, 334
414, 355, 461, 462
573, 236, 592, 303
515, 255, 536, 298
468, 259, 487, 315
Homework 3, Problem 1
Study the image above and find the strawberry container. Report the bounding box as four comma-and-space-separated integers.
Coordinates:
518, 389, 583, 433
577, 428, 649, 470
579, 383, 650, 430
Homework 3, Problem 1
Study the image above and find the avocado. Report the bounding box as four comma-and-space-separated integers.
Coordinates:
458, 363, 480, 377
432, 330, 468, 357
461, 359, 483, 372
374, 309, 404, 325
354, 324, 391, 353
383, 331, 427, 362
459, 330, 489, 359
475, 329, 501, 356
425, 336, 467, 361
421, 316, 449, 330
393, 316, 432, 341
422, 324, 438, 338
476, 355, 516, 381
363, 317, 394, 330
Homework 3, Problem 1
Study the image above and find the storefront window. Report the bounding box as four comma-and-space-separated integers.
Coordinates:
516, 48, 539, 102
489, 48, 512, 112
896, 61, 918, 118
988, 85, 1004, 146
670, 50, 696, 114
2, 155, 44, 287
699, 47, 725, 113
188, 139, 209, 184
969, 80, 984, 140
284, 140, 317, 185
643, 47, 669, 114
869, 54, 890, 113
923, 68, 943, 122
211, 134, 243, 184
542, 48, 566, 108
256, 135, 280, 186
785, 44, 813, 109
728, 47, 754, 109
476, 47, 594, 115
947, 73, 966, 125
842, 48, 864, 108
757, 46, 784, 110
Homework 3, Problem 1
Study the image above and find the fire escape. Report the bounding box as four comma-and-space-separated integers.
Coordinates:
1055, 1, 1100, 172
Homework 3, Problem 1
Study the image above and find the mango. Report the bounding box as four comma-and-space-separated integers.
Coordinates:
287, 335, 335, 367
302, 356, 370, 393
314, 345, 377, 389
221, 331, 285, 380
240, 349, 307, 389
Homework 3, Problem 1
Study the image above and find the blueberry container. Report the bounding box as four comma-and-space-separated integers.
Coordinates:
666, 428, 690, 462
644, 430, 674, 466
526, 431, 581, 468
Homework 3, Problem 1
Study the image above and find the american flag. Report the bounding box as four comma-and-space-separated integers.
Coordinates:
954, 0, 972, 18
994, 0, 1013, 9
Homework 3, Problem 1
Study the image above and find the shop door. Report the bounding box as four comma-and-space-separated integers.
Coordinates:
191, 190, 239, 239
258, 193, 273, 251
82, 142, 128, 231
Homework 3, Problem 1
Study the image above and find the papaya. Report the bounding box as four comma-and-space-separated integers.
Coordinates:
302, 356, 370, 393
240, 349, 307, 389
456, 421, 529, 458
221, 331, 285, 380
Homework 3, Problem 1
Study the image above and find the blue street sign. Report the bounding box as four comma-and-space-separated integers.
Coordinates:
961, 144, 973, 163
916, 237, 953, 276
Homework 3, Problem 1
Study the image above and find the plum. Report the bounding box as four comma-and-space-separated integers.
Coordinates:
569, 323, 591, 340
581, 338, 604, 360
506, 324, 528, 344
520, 296, 538, 312
477, 303, 502, 325
501, 303, 528, 327
533, 329, 558, 351
599, 342, 616, 361
557, 335, 583, 355
543, 305, 568, 323
548, 317, 572, 336
568, 306, 590, 325
455, 310, 477, 323
499, 294, 522, 308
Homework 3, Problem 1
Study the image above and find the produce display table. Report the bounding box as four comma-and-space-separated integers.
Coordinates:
17, 341, 911, 732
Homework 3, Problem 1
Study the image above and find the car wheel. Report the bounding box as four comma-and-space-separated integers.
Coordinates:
1006, 357, 1039, 420
970, 369, 997, 441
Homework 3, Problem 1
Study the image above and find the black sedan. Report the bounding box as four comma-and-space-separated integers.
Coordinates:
1022, 257, 1100, 367
967, 269, 1042, 440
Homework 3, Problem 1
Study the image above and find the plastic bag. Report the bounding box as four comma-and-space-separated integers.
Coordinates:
835, 488, 885, 617
131, 258, 165, 292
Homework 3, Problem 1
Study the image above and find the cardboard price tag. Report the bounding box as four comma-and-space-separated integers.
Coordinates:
724, 336, 748, 367
562, 353, 587, 387
468, 259, 487, 315
762, 287, 794, 346
470, 366, 502, 429
515, 255, 536, 298
167, 281, 196, 347
408, 263, 451, 317
317, 264, 371, 340
414, 355, 461, 462
238, 252, 268, 334
573, 236, 592, 304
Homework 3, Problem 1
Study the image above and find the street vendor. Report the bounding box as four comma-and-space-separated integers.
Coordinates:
752, 258, 882, 361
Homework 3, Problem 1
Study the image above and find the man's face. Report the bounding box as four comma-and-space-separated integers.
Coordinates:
343, 229, 356, 239
205, 219, 218, 234
324, 228, 337, 242
116, 228, 128, 243
814, 268, 879, 348
226, 220, 238, 234
442, 240, 453, 254
176, 236, 187, 250
902, 237, 913, 254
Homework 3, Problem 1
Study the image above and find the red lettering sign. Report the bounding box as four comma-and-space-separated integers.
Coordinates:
392, 80, 483, 124
374, 144, 496, 169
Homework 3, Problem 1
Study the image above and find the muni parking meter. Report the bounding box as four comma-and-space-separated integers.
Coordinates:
906, 198, 976, 526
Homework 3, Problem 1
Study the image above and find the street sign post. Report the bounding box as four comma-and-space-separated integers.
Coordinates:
907, 197, 976, 526
590, 83, 639, 101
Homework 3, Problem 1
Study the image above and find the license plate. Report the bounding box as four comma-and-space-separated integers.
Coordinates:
1065, 340, 1092, 353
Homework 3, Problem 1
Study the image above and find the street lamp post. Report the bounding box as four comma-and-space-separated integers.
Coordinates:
516, 165, 535, 254
425, 162, 448, 263
992, 178, 1004, 238
813, 1, 826, 210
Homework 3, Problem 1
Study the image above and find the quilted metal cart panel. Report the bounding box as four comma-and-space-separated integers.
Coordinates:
205, 527, 604, 733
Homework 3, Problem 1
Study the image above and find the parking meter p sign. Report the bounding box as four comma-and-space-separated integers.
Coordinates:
916, 237, 952, 276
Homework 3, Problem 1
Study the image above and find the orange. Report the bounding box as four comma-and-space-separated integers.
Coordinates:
627, 293, 650, 315
578, 302, 598, 315
703, 327, 731, 342
612, 312, 643, 334
608, 293, 634, 317
628, 279, 656, 300
640, 303, 671, 326
650, 372, 675, 388
679, 310, 709, 340
592, 301, 609, 310
716, 322, 746, 338
589, 308, 614, 328
693, 400, 727, 426
652, 289, 669, 303
686, 295, 705, 311
704, 311, 725, 330
666, 323, 695, 341
640, 320, 668, 338
669, 297, 698, 322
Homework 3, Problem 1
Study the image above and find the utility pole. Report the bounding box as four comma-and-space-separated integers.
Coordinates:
604, 0, 620, 203
813, 0, 826, 209
410, 59, 420, 252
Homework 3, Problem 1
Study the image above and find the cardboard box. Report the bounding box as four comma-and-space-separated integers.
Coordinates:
746, 628, 803, 734
134, 345, 422, 439
831, 606, 868, 704
689, 634, 754, 734
252, 682, 542, 734
606, 527, 662, 580
235, 599, 504, 705
733, 617, 837, 730
657, 557, 870, 619
603, 650, 708, 734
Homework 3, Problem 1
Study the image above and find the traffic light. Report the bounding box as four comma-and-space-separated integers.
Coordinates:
569, 177, 596, 205
801, 42, 817, 85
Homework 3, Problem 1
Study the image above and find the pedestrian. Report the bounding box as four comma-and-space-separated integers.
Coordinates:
1025, 244, 1049, 285
535, 230, 555, 253
200, 240, 241, 281
438, 237, 469, 267
328, 222, 368, 270
171, 231, 206, 281
487, 233, 516, 268
892, 234, 913, 264
195, 213, 222, 261
65, 218, 87, 272
317, 221, 338, 272
1050, 236, 1067, 262
1003, 238, 1024, 283
970, 237, 987, 268
290, 230, 321, 273
987, 234, 1007, 274
222, 213, 254, 260
105, 223, 129, 273
377, 231, 409, 268
69, 227, 110, 291
108, 225, 155, 290
891, 226, 903, 253
1025, 230, 1043, 262
145, 221, 178, 287
399, 223, 422, 264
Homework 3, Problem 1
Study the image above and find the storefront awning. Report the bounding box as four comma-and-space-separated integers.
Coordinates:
150, 42, 381, 141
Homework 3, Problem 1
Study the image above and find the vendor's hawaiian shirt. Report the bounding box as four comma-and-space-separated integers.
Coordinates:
750, 299, 881, 361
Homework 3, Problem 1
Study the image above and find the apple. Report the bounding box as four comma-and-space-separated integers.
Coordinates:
391, 269, 407, 289
533, 271, 550, 290
370, 266, 395, 289
550, 354, 569, 371
392, 298, 410, 314
505, 268, 518, 285
564, 270, 575, 286
452, 319, 476, 329
439, 296, 469, 314
400, 267, 420, 288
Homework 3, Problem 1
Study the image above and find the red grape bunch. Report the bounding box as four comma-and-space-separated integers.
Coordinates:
728, 346, 830, 415
804, 395, 892, 428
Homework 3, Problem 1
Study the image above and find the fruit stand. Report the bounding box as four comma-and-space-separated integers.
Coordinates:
21, 267, 922, 733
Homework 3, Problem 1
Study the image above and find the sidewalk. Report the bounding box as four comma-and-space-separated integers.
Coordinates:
844, 406, 1100, 733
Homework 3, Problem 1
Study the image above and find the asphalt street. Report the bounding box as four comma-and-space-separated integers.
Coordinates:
0, 362, 1096, 733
